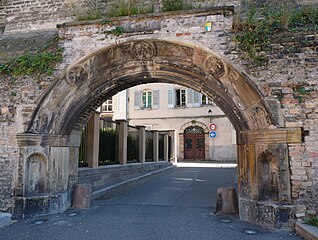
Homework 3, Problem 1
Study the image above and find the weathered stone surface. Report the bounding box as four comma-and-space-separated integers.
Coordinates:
72, 184, 93, 209
215, 187, 238, 215
0, 30, 58, 63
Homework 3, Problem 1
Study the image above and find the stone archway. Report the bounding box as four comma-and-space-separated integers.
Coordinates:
15, 39, 301, 225
26, 39, 275, 135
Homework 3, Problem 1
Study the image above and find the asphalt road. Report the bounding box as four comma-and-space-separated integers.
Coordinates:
0, 164, 301, 240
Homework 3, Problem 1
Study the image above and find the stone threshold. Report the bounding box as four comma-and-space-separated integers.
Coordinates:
295, 222, 318, 240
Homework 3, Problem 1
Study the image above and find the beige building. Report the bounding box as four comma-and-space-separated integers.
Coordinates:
101, 83, 237, 162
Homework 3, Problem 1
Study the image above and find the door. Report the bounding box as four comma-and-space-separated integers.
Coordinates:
184, 126, 205, 160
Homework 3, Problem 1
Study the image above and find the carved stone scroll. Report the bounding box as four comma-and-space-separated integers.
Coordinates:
66, 66, 89, 86
131, 41, 156, 60
204, 55, 227, 79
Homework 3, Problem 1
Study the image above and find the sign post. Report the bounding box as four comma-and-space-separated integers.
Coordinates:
209, 131, 217, 139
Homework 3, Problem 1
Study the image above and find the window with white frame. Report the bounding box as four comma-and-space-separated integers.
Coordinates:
176, 89, 186, 107
142, 91, 152, 108
168, 88, 201, 108
102, 99, 113, 112
201, 95, 214, 105
134, 90, 159, 110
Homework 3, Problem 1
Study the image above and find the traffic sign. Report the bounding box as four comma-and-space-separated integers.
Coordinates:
209, 131, 217, 139
209, 124, 217, 131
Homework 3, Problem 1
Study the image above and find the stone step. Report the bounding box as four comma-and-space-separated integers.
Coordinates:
0, 212, 12, 229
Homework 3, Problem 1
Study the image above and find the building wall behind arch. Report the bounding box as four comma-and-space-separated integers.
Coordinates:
125, 83, 237, 161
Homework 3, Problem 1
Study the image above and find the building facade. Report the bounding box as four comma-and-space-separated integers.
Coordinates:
101, 83, 237, 162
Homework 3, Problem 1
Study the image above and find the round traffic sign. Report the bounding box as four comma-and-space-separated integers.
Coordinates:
209, 131, 217, 139
210, 124, 217, 131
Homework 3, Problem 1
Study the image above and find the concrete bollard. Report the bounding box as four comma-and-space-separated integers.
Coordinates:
215, 187, 238, 215
72, 184, 93, 209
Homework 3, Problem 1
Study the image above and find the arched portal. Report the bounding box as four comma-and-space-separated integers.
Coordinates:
15, 39, 302, 225
27, 39, 274, 135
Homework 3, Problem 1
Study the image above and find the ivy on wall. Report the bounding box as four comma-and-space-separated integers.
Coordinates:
0, 36, 63, 76
234, 5, 318, 66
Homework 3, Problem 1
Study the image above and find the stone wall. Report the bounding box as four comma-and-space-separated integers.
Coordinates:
2, 0, 239, 33
56, 7, 318, 220
4, 0, 72, 33
4, 0, 316, 33
0, 73, 55, 212
232, 33, 318, 217
78, 161, 171, 193
0, 0, 6, 33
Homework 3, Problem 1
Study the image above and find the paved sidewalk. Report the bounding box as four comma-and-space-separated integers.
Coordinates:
0, 164, 301, 240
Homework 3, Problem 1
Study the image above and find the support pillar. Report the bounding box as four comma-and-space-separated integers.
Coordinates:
86, 113, 100, 168
153, 131, 159, 162
118, 120, 127, 165
237, 128, 302, 227
169, 130, 175, 162
164, 133, 169, 162
139, 126, 146, 164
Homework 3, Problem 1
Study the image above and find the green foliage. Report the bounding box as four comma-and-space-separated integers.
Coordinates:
99, 128, 118, 165
67, 0, 101, 21
162, 0, 183, 12
106, 26, 126, 36
294, 87, 309, 95
234, 5, 318, 66
305, 216, 318, 227
161, 0, 194, 12
292, 86, 313, 103
127, 134, 139, 162
0, 37, 63, 76
107, 0, 154, 17
79, 127, 88, 167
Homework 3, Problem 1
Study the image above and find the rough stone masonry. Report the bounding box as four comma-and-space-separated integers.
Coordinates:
0, 0, 317, 227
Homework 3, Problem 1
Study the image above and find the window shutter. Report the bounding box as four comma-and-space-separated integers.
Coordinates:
134, 91, 140, 110
168, 89, 175, 108
187, 88, 194, 107
113, 95, 118, 111
193, 91, 201, 107
153, 90, 159, 109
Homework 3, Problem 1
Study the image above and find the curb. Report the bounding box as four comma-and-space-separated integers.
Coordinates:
0, 212, 12, 229
93, 165, 175, 199
295, 222, 318, 240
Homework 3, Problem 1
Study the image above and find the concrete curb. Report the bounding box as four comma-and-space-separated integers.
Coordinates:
0, 212, 12, 229
93, 165, 175, 199
295, 222, 318, 240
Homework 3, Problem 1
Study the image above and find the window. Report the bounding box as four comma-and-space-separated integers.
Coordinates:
134, 90, 159, 110
102, 99, 113, 112
202, 95, 214, 106
142, 91, 152, 108
176, 89, 186, 107
168, 88, 201, 108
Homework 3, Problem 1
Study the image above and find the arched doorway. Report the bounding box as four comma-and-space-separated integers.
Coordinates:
184, 126, 205, 160
15, 39, 301, 224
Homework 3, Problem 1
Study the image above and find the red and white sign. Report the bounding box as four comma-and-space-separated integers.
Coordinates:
209, 124, 217, 131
